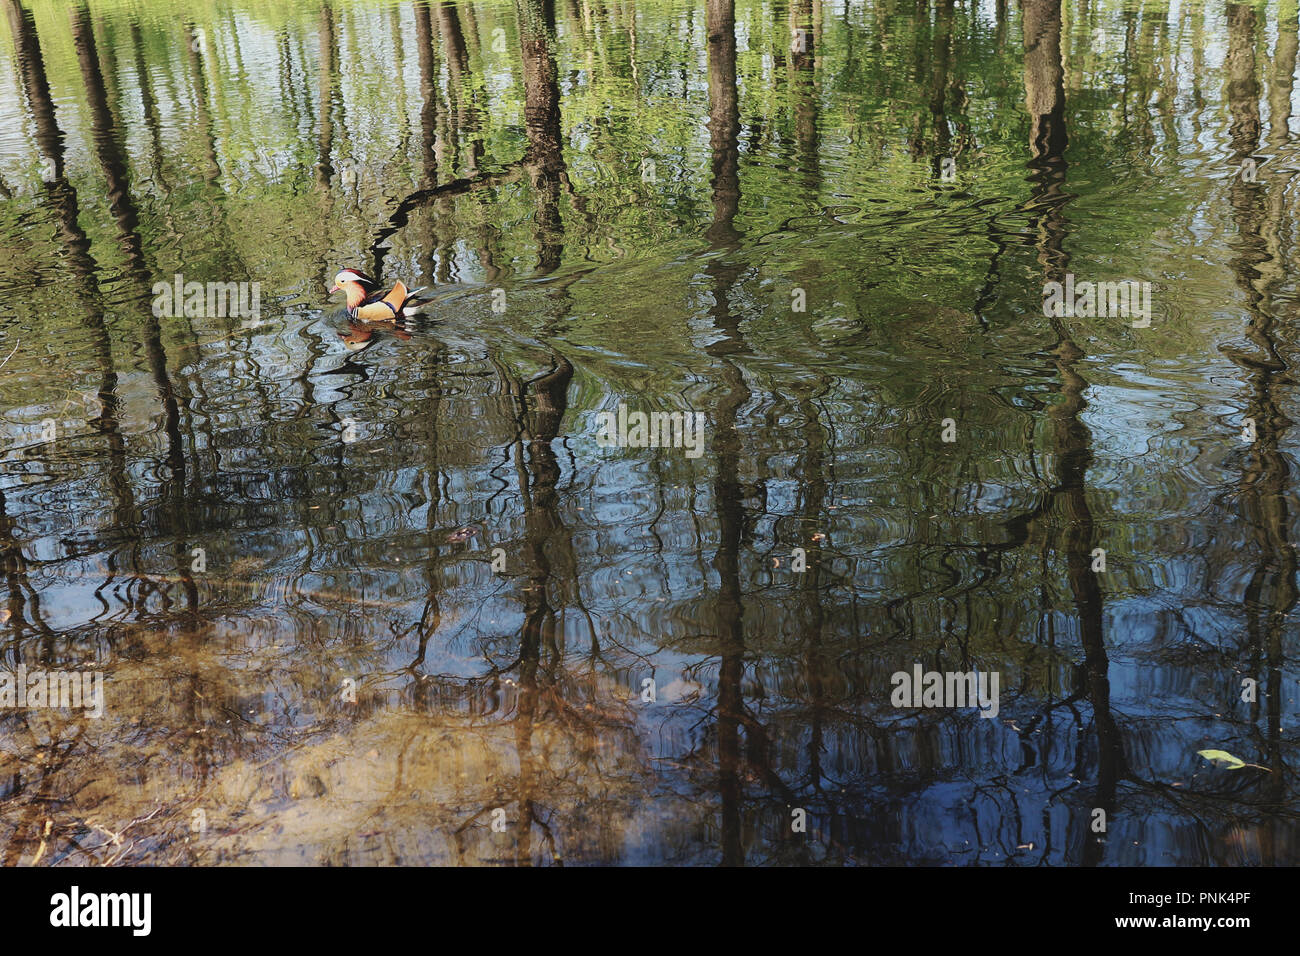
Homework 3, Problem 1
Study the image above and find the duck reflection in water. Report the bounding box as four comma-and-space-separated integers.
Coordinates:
338, 316, 413, 353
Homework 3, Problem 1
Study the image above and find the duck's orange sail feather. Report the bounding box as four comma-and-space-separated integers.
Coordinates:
382, 281, 408, 310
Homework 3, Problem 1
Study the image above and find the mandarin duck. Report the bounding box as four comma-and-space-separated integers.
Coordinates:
329, 268, 433, 322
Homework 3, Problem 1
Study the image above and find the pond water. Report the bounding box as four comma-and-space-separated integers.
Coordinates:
1, 0, 1298, 865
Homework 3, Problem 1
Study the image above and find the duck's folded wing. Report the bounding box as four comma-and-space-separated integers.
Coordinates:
381, 281, 409, 311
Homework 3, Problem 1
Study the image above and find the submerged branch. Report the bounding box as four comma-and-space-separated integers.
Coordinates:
370, 163, 525, 278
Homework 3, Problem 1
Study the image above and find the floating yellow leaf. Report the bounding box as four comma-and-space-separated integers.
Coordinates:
1197, 749, 1247, 769
1197, 749, 1254, 770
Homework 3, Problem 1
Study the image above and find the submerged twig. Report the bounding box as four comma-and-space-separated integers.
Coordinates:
30, 818, 52, 865
0, 339, 18, 372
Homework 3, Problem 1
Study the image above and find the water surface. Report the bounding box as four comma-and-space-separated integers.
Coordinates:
1, 0, 1298, 865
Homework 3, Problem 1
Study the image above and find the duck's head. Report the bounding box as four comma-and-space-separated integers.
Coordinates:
329, 268, 376, 310
329, 268, 375, 292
